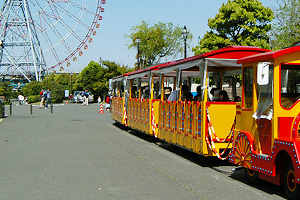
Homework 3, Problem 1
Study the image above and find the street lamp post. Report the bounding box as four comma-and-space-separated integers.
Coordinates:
70, 72, 73, 95
136, 37, 141, 69
182, 25, 188, 58
99, 57, 102, 67
46, 76, 48, 89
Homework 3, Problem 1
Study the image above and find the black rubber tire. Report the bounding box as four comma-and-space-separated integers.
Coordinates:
283, 162, 300, 200
244, 168, 260, 184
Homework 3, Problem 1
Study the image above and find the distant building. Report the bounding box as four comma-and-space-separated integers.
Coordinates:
52, 70, 81, 75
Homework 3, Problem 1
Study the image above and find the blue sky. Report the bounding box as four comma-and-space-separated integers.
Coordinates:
70, 0, 276, 71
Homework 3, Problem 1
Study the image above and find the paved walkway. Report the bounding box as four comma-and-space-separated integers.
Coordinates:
0, 104, 286, 199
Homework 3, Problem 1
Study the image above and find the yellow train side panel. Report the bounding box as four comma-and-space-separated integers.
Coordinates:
207, 103, 236, 139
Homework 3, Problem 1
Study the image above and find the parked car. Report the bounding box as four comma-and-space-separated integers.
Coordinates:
71, 91, 94, 103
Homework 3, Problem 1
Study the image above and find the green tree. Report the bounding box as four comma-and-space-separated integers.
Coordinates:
74, 60, 132, 98
40, 75, 68, 103
42, 74, 55, 90
0, 82, 13, 100
54, 74, 70, 88
53, 73, 78, 94
193, 0, 274, 55
271, 0, 300, 49
22, 81, 43, 96
126, 21, 192, 69
47, 81, 65, 103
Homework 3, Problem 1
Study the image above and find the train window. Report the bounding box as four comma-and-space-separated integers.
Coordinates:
253, 66, 273, 120
281, 64, 300, 108
131, 86, 137, 98
243, 67, 253, 109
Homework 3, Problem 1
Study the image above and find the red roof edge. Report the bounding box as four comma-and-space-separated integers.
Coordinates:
158, 46, 270, 70
237, 45, 300, 64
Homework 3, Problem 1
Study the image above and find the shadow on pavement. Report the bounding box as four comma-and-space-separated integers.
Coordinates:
229, 169, 286, 199
112, 122, 288, 199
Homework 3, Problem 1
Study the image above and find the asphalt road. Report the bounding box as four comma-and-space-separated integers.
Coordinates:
0, 103, 287, 200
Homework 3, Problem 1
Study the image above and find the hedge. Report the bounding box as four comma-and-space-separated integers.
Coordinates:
28, 95, 41, 104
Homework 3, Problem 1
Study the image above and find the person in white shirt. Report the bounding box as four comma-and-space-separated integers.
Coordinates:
167, 90, 179, 101
18, 94, 24, 105
167, 85, 191, 101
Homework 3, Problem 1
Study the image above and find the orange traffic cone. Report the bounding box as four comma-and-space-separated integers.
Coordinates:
99, 103, 104, 114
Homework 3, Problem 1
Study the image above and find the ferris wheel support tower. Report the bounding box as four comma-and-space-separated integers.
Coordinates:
0, 0, 46, 82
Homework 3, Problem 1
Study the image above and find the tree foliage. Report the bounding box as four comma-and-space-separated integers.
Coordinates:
47, 81, 65, 103
193, 0, 274, 55
53, 73, 78, 94
74, 60, 132, 98
126, 21, 192, 69
22, 78, 65, 103
22, 81, 42, 97
0, 82, 13, 99
271, 0, 300, 49
1, 60, 132, 102
22, 74, 77, 103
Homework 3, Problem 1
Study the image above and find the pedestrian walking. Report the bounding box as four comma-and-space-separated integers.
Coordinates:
39, 89, 45, 108
42, 90, 48, 109
45, 89, 51, 108
97, 96, 102, 105
105, 95, 110, 110
83, 89, 89, 106
25, 96, 28, 105
18, 94, 24, 105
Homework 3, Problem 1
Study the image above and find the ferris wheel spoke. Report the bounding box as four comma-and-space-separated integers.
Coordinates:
29, 0, 48, 32
30, 0, 62, 32
31, 0, 84, 54
41, 31, 64, 65
28, 5, 62, 66
68, 1, 100, 16
52, 2, 93, 30
34, 9, 73, 54
46, 6, 86, 43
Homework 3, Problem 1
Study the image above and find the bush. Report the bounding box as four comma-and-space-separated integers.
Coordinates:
48, 82, 65, 103
22, 81, 42, 96
0, 82, 13, 99
28, 95, 41, 104
4, 101, 11, 105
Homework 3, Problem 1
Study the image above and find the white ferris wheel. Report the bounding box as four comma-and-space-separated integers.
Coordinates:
0, 0, 106, 82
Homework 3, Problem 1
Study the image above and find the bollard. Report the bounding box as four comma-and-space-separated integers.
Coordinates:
0, 99, 4, 118
51, 104, 53, 114
10, 103, 12, 115
30, 104, 32, 115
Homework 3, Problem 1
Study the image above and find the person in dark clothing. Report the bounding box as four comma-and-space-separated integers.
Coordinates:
219, 90, 230, 101
194, 85, 202, 101
45, 89, 51, 108
83, 90, 90, 105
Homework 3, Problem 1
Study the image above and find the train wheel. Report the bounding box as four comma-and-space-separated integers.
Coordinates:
244, 168, 259, 184
234, 133, 252, 169
284, 162, 300, 199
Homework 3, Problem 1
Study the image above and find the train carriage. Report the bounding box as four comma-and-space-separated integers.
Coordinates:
229, 45, 300, 199
111, 74, 126, 123
155, 46, 270, 158
111, 46, 269, 158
